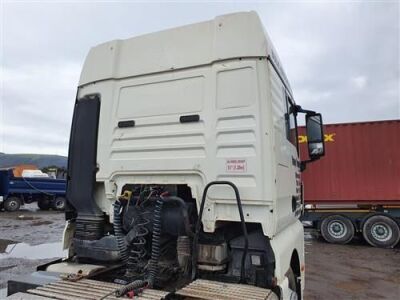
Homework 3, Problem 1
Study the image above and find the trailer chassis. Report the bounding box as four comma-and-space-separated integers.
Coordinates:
302, 205, 400, 248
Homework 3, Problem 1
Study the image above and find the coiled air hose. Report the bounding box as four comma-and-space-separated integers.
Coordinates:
146, 195, 164, 288
127, 208, 150, 273
112, 194, 165, 297
113, 200, 128, 262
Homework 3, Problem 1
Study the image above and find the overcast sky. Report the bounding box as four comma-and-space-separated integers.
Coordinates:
0, 0, 399, 155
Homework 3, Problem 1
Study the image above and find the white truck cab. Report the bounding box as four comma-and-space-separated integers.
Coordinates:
9, 11, 325, 300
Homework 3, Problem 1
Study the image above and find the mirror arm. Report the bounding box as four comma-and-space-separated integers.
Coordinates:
294, 105, 317, 116
300, 161, 308, 172
300, 157, 322, 172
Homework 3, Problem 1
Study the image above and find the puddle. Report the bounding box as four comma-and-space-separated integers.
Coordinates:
0, 288, 7, 299
304, 230, 319, 250
302, 221, 313, 227
304, 232, 317, 242
304, 228, 320, 242
0, 264, 17, 271
16, 215, 39, 220
0, 239, 66, 260
0, 239, 16, 253
31, 220, 53, 226
304, 233, 313, 240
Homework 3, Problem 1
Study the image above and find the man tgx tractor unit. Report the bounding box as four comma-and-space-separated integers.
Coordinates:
7, 12, 324, 300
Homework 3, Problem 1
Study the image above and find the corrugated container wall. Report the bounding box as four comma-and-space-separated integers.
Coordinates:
299, 120, 400, 205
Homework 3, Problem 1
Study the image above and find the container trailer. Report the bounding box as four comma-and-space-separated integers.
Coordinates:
7, 12, 325, 299
0, 168, 67, 212
300, 120, 400, 248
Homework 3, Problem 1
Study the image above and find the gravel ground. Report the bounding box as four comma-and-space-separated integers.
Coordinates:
0, 203, 65, 298
304, 230, 400, 299
0, 203, 65, 245
0, 205, 399, 299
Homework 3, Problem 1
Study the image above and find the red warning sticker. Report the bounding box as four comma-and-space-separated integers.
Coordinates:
226, 159, 247, 173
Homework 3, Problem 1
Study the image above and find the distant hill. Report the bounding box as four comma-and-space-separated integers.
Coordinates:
0, 153, 67, 169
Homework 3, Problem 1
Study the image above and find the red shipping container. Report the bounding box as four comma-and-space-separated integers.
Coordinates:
298, 120, 400, 205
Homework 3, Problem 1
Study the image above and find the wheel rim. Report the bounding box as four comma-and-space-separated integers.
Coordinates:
328, 220, 347, 239
8, 200, 18, 209
55, 199, 65, 209
371, 223, 392, 242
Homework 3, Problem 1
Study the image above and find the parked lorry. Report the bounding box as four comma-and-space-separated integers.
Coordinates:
300, 120, 400, 248
7, 12, 325, 299
0, 168, 67, 212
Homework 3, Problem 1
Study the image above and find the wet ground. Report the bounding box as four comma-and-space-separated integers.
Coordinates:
0, 203, 65, 298
0, 205, 399, 299
304, 230, 400, 299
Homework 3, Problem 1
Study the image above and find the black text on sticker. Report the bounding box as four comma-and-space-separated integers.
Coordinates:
226, 159, 247, 173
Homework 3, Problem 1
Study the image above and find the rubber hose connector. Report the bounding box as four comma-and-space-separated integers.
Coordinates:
115, 280, 147, 297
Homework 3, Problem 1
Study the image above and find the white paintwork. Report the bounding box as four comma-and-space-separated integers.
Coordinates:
280, 277, 297, 300
75, 11, 304, 297
270, 221, 305, 295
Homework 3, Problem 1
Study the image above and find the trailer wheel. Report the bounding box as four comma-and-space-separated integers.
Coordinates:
362, 215, 400, 248
37, 199, 50, 210
4, 197, 21, 212
320, 215, 354, 244
52, 197, 66, 211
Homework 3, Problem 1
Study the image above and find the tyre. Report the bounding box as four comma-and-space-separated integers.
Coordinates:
4, 197, 22, 212
52, 197, 66, 211
286, 268, 298, 300
362, 215, 400, 248
320, 215, 354, 244
37, 198, 51, 210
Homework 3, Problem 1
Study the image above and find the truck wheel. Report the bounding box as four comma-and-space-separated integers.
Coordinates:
286, 267, 298, 300
4, 197, 21, 212
52, 197, 66, 211
320, 215, 354, 244
37, 199, 50, 210
362, 215, 400, 248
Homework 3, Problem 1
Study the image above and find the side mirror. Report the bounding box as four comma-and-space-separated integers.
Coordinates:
306, 113, 325, 160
